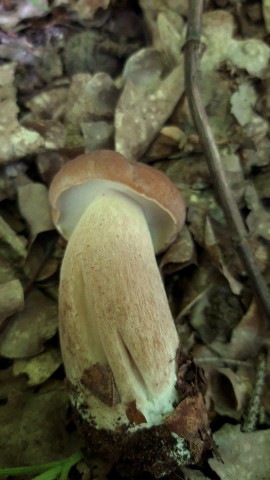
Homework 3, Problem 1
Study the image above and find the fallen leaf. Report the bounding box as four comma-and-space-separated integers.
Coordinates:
231, 83, 257, 127
208, 367, 249, 418
157, 11, 184, 65
0, 384, 79, 467
13, 347, 62, 386
0, 215, 27, 261
0, 289, 58, 358
17, 183, 54, 243
122, 48, 165, 87
263, 0, 270, 32
210, 300, 267, 360
115, 62, 185, 159
82, 121, 114, 152
64, 32, 119, 77
64, 72, 118, 146
0, 279, 24, 328
0, 63, 44, 163
160, 226, 196, 274
190, 284, 244, 344
209, 424, 270, 479
25, 87, 69, 121
182, 467, 211, 480
68, 0, 110, 20
23, 239, 59, 281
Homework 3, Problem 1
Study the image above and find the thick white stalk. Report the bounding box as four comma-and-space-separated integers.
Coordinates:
59, 190, 180, 429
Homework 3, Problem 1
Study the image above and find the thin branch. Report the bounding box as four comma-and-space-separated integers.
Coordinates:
242, 350, 267, 432
195, 357, 254, 369
184, 0, 270, 319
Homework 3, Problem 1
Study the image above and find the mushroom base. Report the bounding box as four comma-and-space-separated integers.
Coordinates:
68, 351, 215, 478
74, 413, 191, 478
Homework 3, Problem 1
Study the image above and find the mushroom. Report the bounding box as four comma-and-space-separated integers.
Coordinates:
49, 150, 210, 476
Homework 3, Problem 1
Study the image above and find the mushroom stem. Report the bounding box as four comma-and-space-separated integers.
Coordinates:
60, 190, 179, 429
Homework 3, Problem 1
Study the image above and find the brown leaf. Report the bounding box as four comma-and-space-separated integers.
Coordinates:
165, 393, 211, 463
81, 363, 120, 407
126, 400, 146, 425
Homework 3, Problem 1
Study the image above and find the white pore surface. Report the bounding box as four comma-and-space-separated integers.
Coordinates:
56, 179, 176, 253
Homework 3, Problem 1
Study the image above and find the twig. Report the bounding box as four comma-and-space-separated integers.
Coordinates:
195, 357, 254, 369
184, 0, 270, 319
241, 350, 267, 432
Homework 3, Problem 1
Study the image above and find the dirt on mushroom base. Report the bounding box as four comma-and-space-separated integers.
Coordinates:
68, 349, 215, 478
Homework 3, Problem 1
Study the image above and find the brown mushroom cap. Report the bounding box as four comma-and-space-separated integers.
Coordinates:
49, 150, 185, 253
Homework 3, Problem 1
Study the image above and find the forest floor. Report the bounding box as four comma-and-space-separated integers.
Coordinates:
0, 1, 270, 479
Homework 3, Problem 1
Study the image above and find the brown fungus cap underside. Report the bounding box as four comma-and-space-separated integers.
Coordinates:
49, 149, 185, 253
